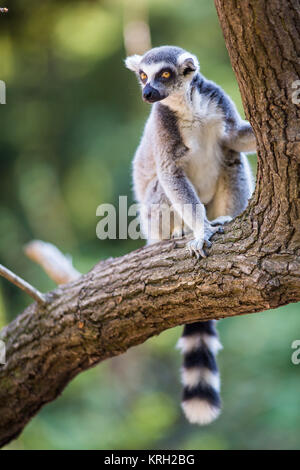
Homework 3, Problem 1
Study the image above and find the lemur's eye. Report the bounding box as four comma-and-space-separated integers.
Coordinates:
140, 72, 147, 82
161, 71, 171, 79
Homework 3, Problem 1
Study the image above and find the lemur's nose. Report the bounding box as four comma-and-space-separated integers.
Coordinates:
143, 84, 161, 103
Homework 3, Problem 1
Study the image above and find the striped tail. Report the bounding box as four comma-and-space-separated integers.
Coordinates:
177, 320, 222, 425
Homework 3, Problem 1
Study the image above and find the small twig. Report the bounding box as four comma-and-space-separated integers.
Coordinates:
0, 264, 46, 305
24, 240, 81, 285
0, 8, 8, 13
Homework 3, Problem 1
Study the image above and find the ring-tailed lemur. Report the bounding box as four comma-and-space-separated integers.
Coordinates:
125, 46, 255, 425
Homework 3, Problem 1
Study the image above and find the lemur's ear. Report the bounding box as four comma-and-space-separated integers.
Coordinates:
125, 54, 142, 72
179, 54, 199, 76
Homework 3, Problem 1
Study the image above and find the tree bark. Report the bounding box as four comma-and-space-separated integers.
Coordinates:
0, 0, 299, 447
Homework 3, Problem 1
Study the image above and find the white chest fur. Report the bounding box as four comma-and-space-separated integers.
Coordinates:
179, 95, 225, 205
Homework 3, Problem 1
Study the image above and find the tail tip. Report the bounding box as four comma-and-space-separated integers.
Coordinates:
181, 398, 221, 425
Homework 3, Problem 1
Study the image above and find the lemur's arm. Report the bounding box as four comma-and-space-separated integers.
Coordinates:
155, 153, 222, 258
223, 121, 256, 153
198, 78, 256, 154
156, 156, 206, 240
209, 82, 256, 154
152, 105, 206, 239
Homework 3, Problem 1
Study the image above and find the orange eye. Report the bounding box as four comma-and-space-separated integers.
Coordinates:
140, 72, 147, 82
161, 71, 171, 79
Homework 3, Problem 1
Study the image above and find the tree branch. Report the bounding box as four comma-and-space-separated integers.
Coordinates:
24, 240, 81, 285
0, 264, 46, 305
0, 0, 299, 448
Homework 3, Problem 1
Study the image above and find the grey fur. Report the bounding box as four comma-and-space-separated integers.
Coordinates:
141, 46, 184, 65
125, 46, 256, 425
126, 46, 255, 256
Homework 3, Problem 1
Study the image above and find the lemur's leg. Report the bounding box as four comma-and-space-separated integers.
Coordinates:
222, 121, 256, 154
140, 179, 186, 245
206, 150, 254, 223
157, 160, 223, 258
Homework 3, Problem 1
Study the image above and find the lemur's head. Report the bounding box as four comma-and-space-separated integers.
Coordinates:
125, 46, 199, 104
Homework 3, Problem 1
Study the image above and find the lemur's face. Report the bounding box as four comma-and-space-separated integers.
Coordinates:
125, 46, 199, 104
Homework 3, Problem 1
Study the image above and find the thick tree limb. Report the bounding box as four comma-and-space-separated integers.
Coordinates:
0, 0, 299, 448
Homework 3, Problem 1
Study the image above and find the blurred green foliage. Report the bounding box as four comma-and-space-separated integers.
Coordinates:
1, 0, 299, 450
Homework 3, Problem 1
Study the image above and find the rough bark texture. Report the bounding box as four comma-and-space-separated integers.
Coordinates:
0, 0, 299, 447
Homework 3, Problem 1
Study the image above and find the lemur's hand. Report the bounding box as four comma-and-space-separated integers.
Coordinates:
187, 223, 224, 259
171, 226, 185, 239
210, 215, 232, 226
187, 215, 232, 259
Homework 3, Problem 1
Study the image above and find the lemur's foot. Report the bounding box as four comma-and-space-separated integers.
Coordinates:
187, 238, 208, 259
172, 226, 185, 239
187, 224, 223, 259
210, 215, 232, 226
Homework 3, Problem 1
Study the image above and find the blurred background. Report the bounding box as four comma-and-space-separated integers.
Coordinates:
0, 0, 299, 450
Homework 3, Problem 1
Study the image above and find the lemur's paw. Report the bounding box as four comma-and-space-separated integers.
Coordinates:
172, 227, 185, 239
205, 223, 224, 238
210, 215, 232, 226
187, 224, 224, 259
187, 237, 207, 259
